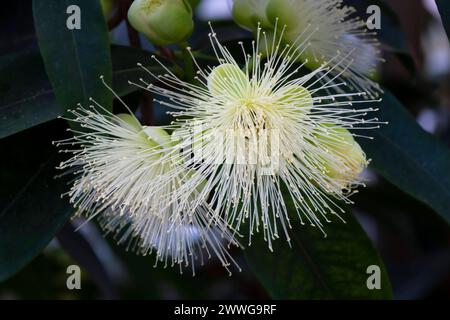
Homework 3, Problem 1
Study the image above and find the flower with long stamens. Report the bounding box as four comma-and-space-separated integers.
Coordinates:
55, 96, 240, 275
232, 0, 383, 98
130, 25, 384, 250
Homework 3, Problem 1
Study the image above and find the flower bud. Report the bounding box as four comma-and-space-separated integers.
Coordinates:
127, 0, 194, 46
313, 123, 367, 191
232, 0, 272, 30
186, 0, 201, 8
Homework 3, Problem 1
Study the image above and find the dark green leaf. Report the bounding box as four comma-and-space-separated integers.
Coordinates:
334, 0, 408, 53
0, 46, 163, 139
33, 0, 113, 116
0, 122, 72, 281
372, 0, 408, 53
245, 205, 392, 299
0, 52, 59, 139
358, 91, 450, 224
436, 0, 450, 42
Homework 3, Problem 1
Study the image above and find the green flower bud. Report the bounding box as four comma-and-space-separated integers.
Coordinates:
143, 126, 172, 149
313, 123, 367, 191
127, 0, 194, 46
266, 0, 324, 70
266, 0, 298, 30
207, 63, 249, 97
232, 0, 272, 30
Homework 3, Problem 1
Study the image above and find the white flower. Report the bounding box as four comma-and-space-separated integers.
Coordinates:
130, 25, 384, 250
56, 95, 240, 275
233, 0, 383, 98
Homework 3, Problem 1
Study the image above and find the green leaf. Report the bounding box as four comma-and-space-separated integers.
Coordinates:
436, 0, 450, 42
33, 0, 113, 116
244, 205, 392, 299
0, 52, 59, 139
0, 123, 72, 281
0, 46, 164, 139
358, 91, 450, 224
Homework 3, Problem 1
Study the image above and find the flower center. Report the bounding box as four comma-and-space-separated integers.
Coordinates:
233, 98, 274, 130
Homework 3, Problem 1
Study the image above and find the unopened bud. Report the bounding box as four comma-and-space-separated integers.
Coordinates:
128, 0, 194, 46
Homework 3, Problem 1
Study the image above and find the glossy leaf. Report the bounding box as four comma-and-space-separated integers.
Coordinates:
344, 0, 414, 72
244, 204, 392, 299
33, 0, 113, 116
0, 122, 72, 281
436, 0, 450, 42
358, 91, 450, 224
345, 0, 408, 53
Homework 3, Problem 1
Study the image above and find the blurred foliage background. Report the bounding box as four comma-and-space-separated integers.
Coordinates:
0, 0, 449, 299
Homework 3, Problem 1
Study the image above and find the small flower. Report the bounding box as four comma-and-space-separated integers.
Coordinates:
128, 0, 194, 45
56, 97, 239, 275
131, 25, 383, 250
232, 0, 383, 98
